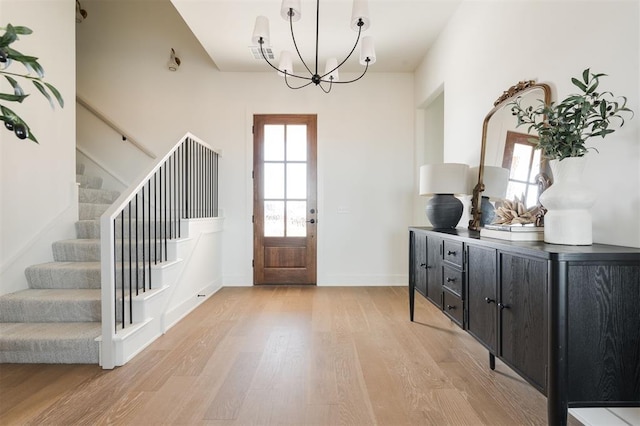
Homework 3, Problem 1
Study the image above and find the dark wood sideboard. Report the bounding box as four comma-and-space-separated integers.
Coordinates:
408, 227, 640, 426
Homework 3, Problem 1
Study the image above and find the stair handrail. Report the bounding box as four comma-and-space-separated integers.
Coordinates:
99, 132, 221, 369
76, 95, 157, 159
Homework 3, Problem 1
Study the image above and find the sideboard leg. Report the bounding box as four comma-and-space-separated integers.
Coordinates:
409, 284, 415, 322
489, 353, 495, 370
548, 261, 569, 426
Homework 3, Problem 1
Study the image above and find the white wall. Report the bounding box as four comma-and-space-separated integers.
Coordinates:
76, 0, 415, 286
415, 1, 640, 248
0, 0, 77, 295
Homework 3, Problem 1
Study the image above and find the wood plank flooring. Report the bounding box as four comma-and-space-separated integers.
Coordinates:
0, 286, 581, 425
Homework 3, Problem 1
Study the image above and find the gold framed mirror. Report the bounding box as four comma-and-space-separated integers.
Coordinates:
469, 81, 552, 231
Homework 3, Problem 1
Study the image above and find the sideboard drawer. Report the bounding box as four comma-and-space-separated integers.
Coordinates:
443, 289, 464, 326
443, 239, 464, 267
443, 265, 463, 297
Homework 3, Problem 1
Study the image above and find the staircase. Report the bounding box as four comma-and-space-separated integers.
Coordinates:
0, 163, 119, 364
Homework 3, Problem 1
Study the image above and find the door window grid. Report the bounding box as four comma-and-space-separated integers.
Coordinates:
264, 124, 308, 237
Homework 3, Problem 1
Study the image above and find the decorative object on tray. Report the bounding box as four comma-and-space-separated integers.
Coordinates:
419, 163, 469, 229
493, 195, 541, 225
510, 68, 634, 245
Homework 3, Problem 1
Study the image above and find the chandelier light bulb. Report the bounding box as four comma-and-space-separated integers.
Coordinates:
281, 0, 302, 22
278, 51, 294, 77
351, 0, 370, 31
360, 35, 376, 65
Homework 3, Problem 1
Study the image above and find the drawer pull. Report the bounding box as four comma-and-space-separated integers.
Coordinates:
498, 303, 510, 310
484, 297, 496, 304
447, 250, 457, 256
446, 277, 456, 283
446, 304, 456, 310
420, 263, 426, 267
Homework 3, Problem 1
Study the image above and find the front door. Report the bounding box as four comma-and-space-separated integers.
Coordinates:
253, 114, 317, 285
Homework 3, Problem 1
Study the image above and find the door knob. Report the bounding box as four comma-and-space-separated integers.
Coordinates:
485, 297, 495, 304
307, 219, 315, 224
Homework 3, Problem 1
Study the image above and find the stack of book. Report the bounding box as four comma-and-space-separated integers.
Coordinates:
480, 223, 544, 241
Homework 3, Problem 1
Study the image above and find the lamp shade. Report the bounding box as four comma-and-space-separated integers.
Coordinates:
278, 51, 294, 77
359, 36, 376, 66
324, 57, 339, 81
252, 15, 270, 45
281, 0, 302, 21
351, 0, 371, 31
469, 166, 509, 200
419, 163, 470, 196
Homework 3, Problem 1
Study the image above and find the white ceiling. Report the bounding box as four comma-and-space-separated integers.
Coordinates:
171, 0, 462, 73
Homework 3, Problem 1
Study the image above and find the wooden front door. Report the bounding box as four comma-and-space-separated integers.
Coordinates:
253, 114, 317, 285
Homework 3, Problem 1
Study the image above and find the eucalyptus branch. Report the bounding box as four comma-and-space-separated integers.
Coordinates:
509, 68, 634, 161
1, 23, 64, 143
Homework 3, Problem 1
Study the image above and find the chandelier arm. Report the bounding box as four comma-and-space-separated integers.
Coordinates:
318, 79, 333, 94
289, 11, 314, 76
285, 72, 314, 89
315, 0, 320, 77
326, 60, 370, 84
259, 40, 314, 82
320, 20, 363, 79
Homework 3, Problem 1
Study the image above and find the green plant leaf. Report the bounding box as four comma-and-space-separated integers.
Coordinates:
0, 25, 17, 48
571, 78, 587, 92
0, 92, 28, 102
582, 68, 590, 83
44, 82, 64, 108
11, 26, 33, 35
4, 75, 24, 96
32, 80, 54, 108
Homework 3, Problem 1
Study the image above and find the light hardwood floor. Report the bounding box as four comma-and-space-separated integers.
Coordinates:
0, 286, 581, 425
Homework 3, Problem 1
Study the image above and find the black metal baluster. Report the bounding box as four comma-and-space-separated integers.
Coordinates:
142, 184, 146, 292
120, 210, 125, 329
113, 216, 118, 332
128, 202, 132, 324
154, 172, 158, 265
135, 193, 139, 296
163, 162, 168, 261
147, 180, 152, 289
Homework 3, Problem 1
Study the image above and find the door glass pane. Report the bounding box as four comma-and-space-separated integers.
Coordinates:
264, 201, 285, 236
264, 125, 285, 161
264, 163, 284, 199
286, 125, 307, 161
509, 144, 533, 181
286, 163, 307, 199
287, 201, 307, 236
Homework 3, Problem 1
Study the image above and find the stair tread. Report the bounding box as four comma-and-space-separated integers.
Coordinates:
0, 322, 101, 341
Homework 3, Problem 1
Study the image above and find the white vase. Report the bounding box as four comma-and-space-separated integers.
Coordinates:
539, 157, 597, 245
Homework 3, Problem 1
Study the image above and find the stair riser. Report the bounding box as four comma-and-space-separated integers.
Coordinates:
25, 266, 101, 289
0, 343, 99, 364
0, 299, 101, 322
76, 220, 183, 239
79, 188, 120, 204
79, 203, 111, 220
53, 241, 168, 262
77, 174, 103, 189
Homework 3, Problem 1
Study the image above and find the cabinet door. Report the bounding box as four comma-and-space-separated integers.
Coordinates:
426, 236, 443, 307
410, 231, 427, 297
500, 253, 547, 392
466, 244, 497, 354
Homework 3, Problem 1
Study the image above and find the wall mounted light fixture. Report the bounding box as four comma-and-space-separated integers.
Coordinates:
76, 0, 88, 23
168, 48, 181, 71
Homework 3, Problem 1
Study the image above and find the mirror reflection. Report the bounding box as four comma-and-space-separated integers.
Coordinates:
469, 81, 552, 230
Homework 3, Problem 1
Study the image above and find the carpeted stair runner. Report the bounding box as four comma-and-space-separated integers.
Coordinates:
0, 164, 120, 364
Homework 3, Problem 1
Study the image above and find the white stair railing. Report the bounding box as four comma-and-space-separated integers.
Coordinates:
99, 132, 220, 369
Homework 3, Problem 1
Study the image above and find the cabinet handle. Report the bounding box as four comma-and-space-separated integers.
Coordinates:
498, 303, 510, 310
420, 263, 426, 267
447, 250, 457, 256
484, 297, 496, 304
446, 304, 456, 310
446, 277, 456, 283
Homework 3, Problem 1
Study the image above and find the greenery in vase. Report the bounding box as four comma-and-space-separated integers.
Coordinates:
510, 68, 633, 160
0, 24, 64, 143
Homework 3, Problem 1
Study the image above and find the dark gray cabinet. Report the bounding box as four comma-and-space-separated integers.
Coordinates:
425, 235, 443, 307
408, 227, 640, 426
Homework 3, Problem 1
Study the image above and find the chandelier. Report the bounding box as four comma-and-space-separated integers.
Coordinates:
251, 0, 376, 93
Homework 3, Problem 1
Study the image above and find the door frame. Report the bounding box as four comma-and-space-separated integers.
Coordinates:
252, 114, 318, 285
